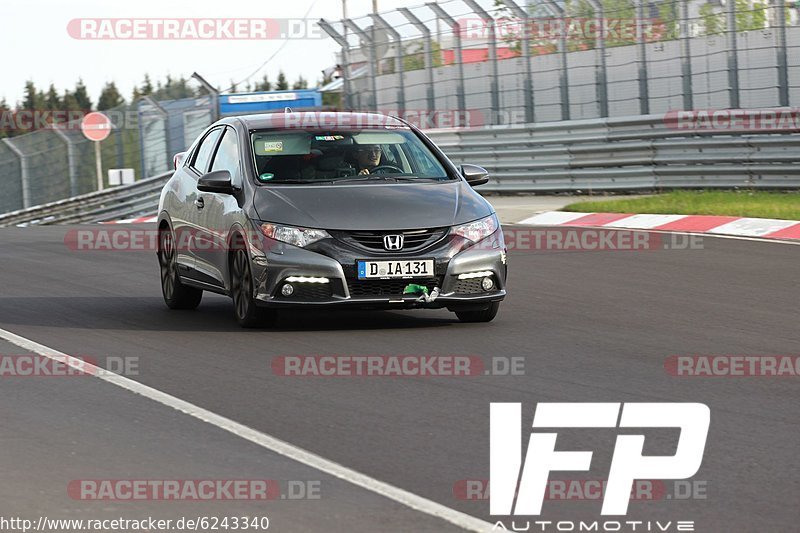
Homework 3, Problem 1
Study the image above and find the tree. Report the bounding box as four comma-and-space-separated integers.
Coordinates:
276, 71, 289, 90
699, 3, 725, 36
44, 84, 61, 111
97, 81, 125, 110
736, 0, 767, 31
0, 98, 9, 139
402, 41, 443, 71
22, 81, 45, 111
656, 1, 680, 42
255, 74, 272, 92
292, 76, 308, 90
133, 74, 153, 102
62, 90, 81, 112
72, 79, 93, 110
152, 75, 195, 100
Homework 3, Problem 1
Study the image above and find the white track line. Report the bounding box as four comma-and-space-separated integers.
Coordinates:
518, 211, 589, 225
510, 221, 800, 246
0, 327, 493, 533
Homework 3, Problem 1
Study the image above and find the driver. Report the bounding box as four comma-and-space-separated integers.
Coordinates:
354, 144, 382, 175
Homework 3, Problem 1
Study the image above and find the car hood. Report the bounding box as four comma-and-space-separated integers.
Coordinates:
251, 181, 493, 230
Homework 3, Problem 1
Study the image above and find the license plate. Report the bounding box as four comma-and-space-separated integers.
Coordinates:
357, 259, 434, 279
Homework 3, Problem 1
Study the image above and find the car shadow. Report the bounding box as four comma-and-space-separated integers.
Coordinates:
0, 296, 457, 332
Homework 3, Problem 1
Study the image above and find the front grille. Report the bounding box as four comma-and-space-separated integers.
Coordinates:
454, 277, 486, 294
276, 283, 333, 300
332, 228, 448, 254
346, 277, 440, 298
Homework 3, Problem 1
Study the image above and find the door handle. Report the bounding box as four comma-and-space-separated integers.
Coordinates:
194, 197, 205, 209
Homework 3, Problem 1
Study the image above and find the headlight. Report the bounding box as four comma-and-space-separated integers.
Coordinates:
452, 214, 499, 243
259, 223, 330, 248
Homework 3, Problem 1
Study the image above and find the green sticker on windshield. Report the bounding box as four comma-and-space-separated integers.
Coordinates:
263, 141, 283, 153
258, 173, 274, 182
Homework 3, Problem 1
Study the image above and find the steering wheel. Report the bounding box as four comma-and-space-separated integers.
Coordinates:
370, 165, 404, 175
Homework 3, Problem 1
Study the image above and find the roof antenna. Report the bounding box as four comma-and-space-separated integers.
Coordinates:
285, 107, 294, 113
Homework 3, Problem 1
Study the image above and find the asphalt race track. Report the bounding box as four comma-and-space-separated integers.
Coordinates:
0, 224, 798, 532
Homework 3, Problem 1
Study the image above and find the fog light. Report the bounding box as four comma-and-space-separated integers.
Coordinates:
481, 277, 494, 291
281, 284, 294, 296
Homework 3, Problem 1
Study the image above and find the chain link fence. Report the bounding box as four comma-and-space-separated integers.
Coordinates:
321, 0, 800, 126
0, 95, 215, 214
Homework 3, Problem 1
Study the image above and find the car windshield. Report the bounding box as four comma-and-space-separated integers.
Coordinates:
250, 129, 451, 184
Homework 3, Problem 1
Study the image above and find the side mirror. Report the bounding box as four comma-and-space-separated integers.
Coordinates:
173, 152, 187, 170
197, 170, 235, 194
461, 164, 490, 186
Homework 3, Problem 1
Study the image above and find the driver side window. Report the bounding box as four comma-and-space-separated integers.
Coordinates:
191, 128, 223, 175
210, 128, 242, 187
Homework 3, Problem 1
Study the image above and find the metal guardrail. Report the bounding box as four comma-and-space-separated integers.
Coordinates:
0, 171, 170, 227
425, 114, 800, 192
3, 113, 800, 226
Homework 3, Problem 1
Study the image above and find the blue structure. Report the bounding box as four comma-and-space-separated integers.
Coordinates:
219, 90, 322, 117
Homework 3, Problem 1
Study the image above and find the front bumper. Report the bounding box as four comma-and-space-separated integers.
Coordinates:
249, 230, 507, 310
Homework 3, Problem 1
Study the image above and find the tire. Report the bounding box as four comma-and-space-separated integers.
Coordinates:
230, 246, 276, 328
454, 301, 500, 323
159, 228, 202, 310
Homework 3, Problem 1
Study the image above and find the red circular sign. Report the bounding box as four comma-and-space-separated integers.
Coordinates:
81, 112, 112, 142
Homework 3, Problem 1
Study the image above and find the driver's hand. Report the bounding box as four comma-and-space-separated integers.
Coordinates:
358, 169, 370, 175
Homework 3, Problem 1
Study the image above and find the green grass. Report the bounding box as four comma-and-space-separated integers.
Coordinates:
563, 191, 800, 220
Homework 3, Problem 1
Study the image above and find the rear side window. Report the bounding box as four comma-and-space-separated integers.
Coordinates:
191, 128, 223, 174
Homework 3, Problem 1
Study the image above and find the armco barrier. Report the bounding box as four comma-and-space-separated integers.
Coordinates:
2, 113, 800, 226
424, 114, 800, 192
0, 172, 170, 227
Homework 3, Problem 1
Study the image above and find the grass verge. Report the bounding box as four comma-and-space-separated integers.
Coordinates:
563, 191, 800, 220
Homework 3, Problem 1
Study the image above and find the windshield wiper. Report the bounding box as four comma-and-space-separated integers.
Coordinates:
330, 175, 446, 184
261, 179, 336, 185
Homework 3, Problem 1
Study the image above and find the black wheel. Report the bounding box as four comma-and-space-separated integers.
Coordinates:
159, 228, 202, 310
454, 301, 500, 323
230, 247, 276, 328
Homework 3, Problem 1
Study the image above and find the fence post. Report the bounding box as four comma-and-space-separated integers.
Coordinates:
725, 0, 740, 108
634, 0, 650, 115
586, 0, 609, 117
52, 127, 79, 197
343, 19, 378, 111
427, 3, 468, 126
542, 0, 570, 120
773, 0, 789, 106
371, 13, 405, 117
679, 0, 693, 110
501, 0, 535, 124
2, 138, 30, 209
318, 20, 352, 110
464, 0, 500, 125
191, 72, 221, 121
399, 8, 436, 123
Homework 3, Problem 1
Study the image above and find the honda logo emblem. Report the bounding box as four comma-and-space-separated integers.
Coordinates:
383, 234, 404, 251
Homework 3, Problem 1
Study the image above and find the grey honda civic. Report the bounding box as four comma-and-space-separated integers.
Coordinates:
157, 112, 507, 327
